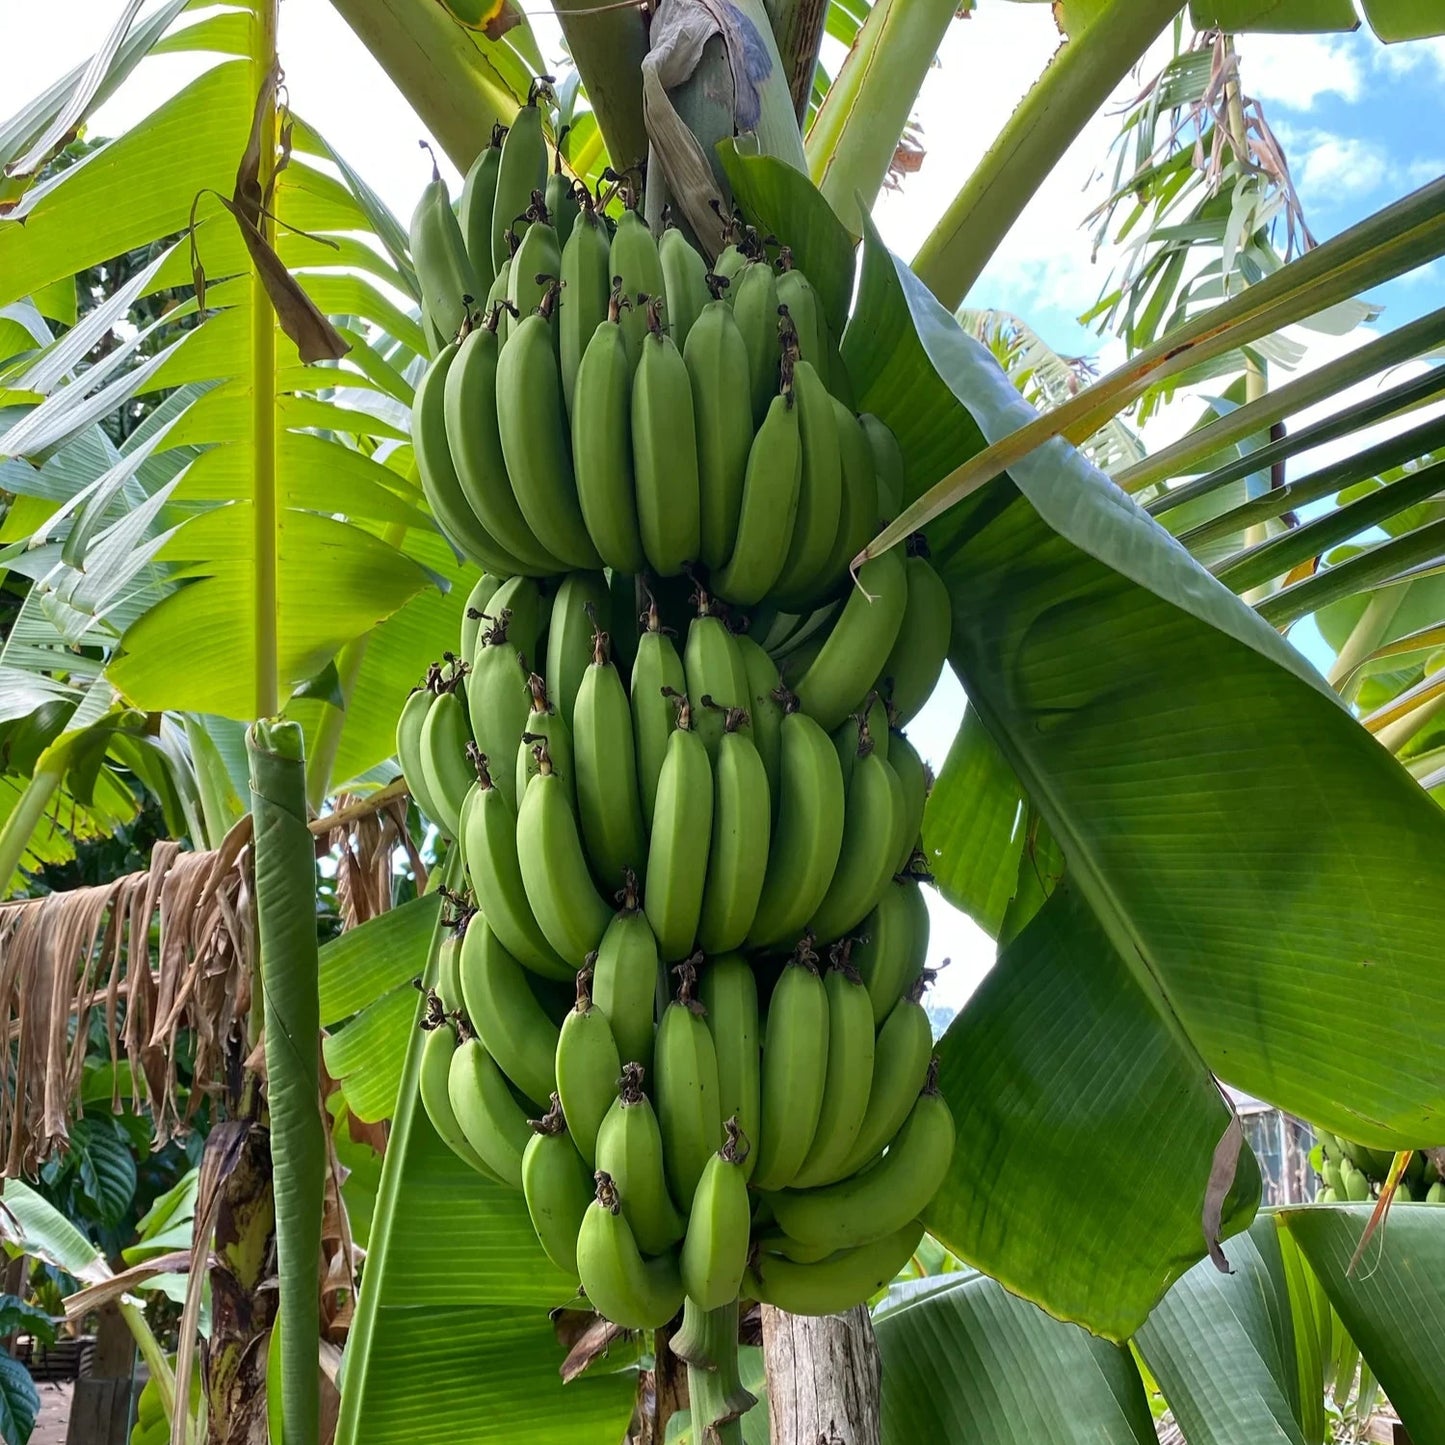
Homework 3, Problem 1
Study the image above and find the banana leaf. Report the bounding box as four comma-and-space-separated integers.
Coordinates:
843, 211, 1445, 1334
1281, 1204, 1445, 1445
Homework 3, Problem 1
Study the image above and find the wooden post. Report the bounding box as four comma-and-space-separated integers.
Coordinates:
760, 1306, 881, 1445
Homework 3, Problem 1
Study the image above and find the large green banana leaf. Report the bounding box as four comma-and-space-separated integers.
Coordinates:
872, 1212, 1396, 1445
872, 1268, 1156, 1445
838, 206, 1445, 1333
0, 2, 464, 848
1282, 1204, 1445, 1444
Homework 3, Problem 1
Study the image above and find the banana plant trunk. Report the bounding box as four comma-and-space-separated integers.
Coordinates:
761, 1305, 882, 1445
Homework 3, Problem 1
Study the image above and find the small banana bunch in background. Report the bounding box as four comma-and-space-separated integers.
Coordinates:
1314, 1130, 1445, 1203
397, 79, 958, 1332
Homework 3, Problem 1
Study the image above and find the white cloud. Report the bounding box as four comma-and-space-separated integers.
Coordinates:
1293, 133, 1389, 199
1234, 31, 1365, 109
1372, 34, 1445, 81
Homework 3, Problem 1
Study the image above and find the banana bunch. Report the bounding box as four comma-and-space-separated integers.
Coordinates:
1313, 1130, 1444, 1204
398, 572, 954, 1327
399, 100, 963, 1334
408, 101, 909, 619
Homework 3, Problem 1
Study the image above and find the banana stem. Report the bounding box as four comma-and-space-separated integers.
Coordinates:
0, 764, 64, 898
674, 1298, 750, 1445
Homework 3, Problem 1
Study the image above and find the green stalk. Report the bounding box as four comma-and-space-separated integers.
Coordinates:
325, 0, 518, 170
805, 0, 956, 235
671, 1299, 751, 1445
910, 0, 1178, 308
1327, 590, 1405, 699
248, 719, 323, 1445
0, 764, 63, 898
252, 0, 279, 721
550, 0, 650, 172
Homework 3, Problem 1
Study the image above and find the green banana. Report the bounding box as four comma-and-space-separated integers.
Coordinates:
747, 696, 846, 949
591, 876, 660, 1080
775, 253, 825, 380
555, 965, 622, 1166
410, 146, 482, 349
546, 572, 611, 730
861, 414, 905, 521
658, 223, 710, 352
495, 285, 601, 570
887, 731, 929, 877
793, 548, 909, 731
685, 293, 755, 571
769, 1064, 955, 1251
631, 598, 688, 824
810, 725, 905, 943
633, 300, 702, 577
643, 693, 713, 962
412, 343, 531, 574
817, 398, 880, 596
711, 378, 802, 607
1321, 1158, 1345, 1195
397, 681, 448, 829
560, 197, 613, 418
418, 1007, 505, 1183
731, 258, 781, 425
491, 82, 548, 275
466, 610, 532, 812
771, 357, 842, 608
747, 1221, 924, 1316
751, 939, 830, 1192
458, 912, 559, 1107
577, 1173, 684, 1330
479, 575, 546, 670
418, 678, 474, 839
516, 738, 613, 967
485, 255, 514, 346
460, 748, 573, 979
733, 635, 783, 802
458, 123, 505, 296
516, 671, 575, 807
679, 1119, 752, 1310
572, 292, 648, 574
697, 954, 760, 1182
655, 959, 725, 1207
522, 1094, 592, 1276
854, 878, 929, 1027
1343, 1162, 1372, 1201
697, 711, 771, 954
1427, 1181, 1445, 1204
595, 1064, 686, 1253
880, 543, 952, 725
842, 976, 935, 1177
832, 692, 890, 793
448, 1031, 533, 1188
444, 312, 562, 574
545, 131, 578, 251
436, 922, 466, 1014
609, 206, 666, 369
683, 589, 750, 757
507, 189, 562, 331
573, 623, 648, 891
459, 574, 503, 662
791, 943, 876, 1188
